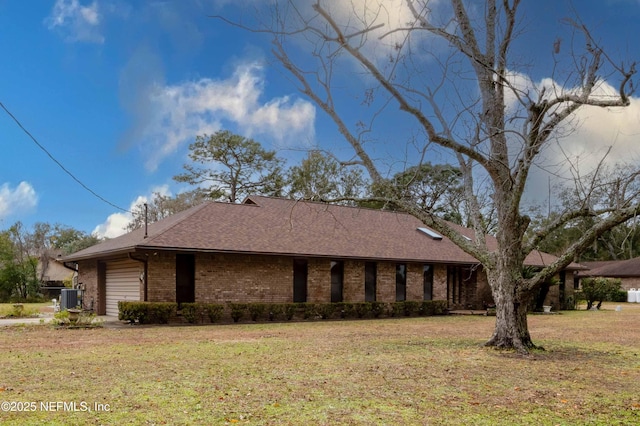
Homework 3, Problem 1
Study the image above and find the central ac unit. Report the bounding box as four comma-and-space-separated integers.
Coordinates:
60, 289, 82, 310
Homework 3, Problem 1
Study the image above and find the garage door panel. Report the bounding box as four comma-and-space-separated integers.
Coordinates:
106, 260, 141, 317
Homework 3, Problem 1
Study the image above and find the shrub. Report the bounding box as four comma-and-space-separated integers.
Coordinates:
579, 278, 623, 310
302, 303, 317, 319
370, 302, 385, 318
148, 302, 176, 324
403, 301, 422, 316
118, 301, 177, 324
431, 300, 448, 315
118, 301, 146, 323
353, 302, 371, 318
390, 302, 405, 317
248, 303, 266, 321
52, 309, 70, 325
229, 303, 247, 323
337, 302, 354, 318
610, 289, 628, 303
203, 304, 224, 323
421, 300, 448, 316
283, 304, 298, 320
316, 303, 336, 319
180, 303, 201, 324
267, 304, 282, 321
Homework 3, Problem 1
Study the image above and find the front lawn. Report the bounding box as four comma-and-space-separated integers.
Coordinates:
0, 302, 52, 318
1, 303, 639, 425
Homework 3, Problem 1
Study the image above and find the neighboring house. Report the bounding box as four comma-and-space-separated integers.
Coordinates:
62, 196, 579, 316
578, 258, 640, 290
37, 251, 75, 298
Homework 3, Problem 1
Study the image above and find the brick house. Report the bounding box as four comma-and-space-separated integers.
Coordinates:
577, 258, 640, 291
63, 196, 577, 316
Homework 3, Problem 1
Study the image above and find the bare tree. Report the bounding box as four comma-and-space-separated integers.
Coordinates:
215, 1, 638, 353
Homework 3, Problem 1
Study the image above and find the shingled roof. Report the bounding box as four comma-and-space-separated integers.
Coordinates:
580, 257, 640, 278
64, 195, 574, 268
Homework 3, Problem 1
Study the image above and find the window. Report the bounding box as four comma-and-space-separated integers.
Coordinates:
331, 261, 344, 303
365, 262, 377, 302
396, 263, 407, 301
447, 266, 461, 305
423, 264, 433, 301
417, 227, 443, 240
293, 259, 308, 303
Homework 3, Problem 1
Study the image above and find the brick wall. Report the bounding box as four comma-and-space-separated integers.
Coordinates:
78, 251, 455, 307
307, 258, 330, 303
433, 265, 448, 301
620, 277, 640, 290
77, 259, 98, 311
147, 252, 176, 302
195, 253, 292, 303
343, 260, 365, 302
376, 262, 396, 302
406, 263, 423, 301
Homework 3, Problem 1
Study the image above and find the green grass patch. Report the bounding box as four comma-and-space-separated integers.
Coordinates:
1, 303, 639, 424
0, 302, 50, 318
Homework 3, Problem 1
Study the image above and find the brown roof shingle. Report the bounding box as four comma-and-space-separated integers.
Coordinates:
64, 195, 574, 269
580, 257, 640, 278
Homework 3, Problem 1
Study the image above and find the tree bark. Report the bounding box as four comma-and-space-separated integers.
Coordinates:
484, 265, 540, 354
485, 288, 537, 353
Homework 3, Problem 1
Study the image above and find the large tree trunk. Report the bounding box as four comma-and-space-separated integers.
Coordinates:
485, 288, 537, 353
484, 226, 540, 354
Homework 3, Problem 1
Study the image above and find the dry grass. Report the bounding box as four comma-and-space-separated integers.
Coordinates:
0, 302, 51, 318
1, 303, 640, 425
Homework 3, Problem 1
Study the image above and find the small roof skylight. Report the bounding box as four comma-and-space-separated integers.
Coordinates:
417, 227, 443, 240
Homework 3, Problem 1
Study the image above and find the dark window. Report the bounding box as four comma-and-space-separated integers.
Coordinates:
331, 261, 344, 303
176, 254, 195, 305
365, 262, 377, 302
396, 263, 407, 301
447, 266, 461, 305
423, 264, 433, 301
293, 259, 308, 303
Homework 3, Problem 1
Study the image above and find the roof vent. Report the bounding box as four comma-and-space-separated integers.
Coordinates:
417, 227, 443, 240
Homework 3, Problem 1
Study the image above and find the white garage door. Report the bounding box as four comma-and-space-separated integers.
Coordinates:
106, 259, 141, 317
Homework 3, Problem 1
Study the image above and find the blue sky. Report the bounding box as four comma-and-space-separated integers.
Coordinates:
0, 0, 639, 238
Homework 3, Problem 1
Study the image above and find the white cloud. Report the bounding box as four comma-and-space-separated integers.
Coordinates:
92, 185, 170, 239
539, 81, 640, 174
128, 62, 316, 170
0, 182, 38, 220
522, 81, 640, 207
45, 0, 104, 43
